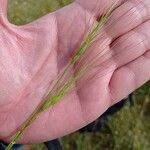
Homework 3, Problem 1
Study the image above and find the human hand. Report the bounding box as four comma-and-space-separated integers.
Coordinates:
0, 0, 149, 144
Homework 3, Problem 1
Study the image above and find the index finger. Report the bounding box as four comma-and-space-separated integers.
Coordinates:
76, 0, 124, 17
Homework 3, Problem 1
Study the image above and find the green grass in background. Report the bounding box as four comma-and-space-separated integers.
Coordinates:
8, 1, 150, 149
8, 0, 72, 25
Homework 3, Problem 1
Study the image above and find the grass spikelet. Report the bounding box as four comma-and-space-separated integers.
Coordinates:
6, 2, 118, 150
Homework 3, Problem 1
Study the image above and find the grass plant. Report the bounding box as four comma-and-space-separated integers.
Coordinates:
7, 0, 150, 150
6, 2, 118, 150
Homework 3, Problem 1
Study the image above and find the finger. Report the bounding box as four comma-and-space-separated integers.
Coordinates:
111, 20, 150, 69
75, 0, 124, 17
106, 0, 150, 39
77, 19, 150, 80
109, 50, 150, 105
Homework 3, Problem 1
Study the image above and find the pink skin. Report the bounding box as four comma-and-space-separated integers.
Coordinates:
0, 0, 150, 144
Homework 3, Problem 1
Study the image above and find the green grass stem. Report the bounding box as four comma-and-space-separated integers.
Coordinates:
6, 3, 117, 150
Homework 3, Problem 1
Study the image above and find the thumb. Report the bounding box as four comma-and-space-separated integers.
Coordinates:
0, 0, 8, 22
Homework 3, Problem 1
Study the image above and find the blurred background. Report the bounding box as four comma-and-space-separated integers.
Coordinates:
8, 0, 150, 150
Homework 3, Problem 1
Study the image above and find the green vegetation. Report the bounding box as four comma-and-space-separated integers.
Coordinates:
8, 0, 150, 149
7, 1, 114, 149
8, 0, 72, 25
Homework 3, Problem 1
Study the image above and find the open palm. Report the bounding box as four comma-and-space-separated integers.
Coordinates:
0, 0, 149, 144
